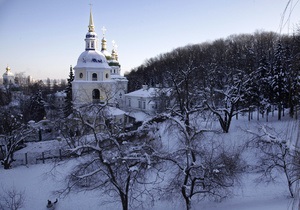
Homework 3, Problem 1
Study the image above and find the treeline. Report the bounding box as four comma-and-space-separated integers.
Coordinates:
125, 31, 300, 120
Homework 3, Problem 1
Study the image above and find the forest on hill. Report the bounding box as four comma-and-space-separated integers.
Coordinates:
125, 31, 300, 122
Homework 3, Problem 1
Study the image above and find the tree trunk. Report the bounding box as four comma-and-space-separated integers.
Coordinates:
3, 162, 10, 169
248, 109, 251, 122
3, 151, 14, 169
184, 198, 192, 210
120, 193, 128, 210
3, 159, 11, 169
278, 104, 282, 120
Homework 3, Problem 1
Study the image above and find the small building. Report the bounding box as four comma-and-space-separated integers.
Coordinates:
53, 91, 66, 109
124, 85, 159, 114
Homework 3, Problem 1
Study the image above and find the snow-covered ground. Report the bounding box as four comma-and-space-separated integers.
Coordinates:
0, 114, 298, 210
0, 162, 293, 210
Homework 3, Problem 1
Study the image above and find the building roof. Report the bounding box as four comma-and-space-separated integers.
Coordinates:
111, 74, 128, 80
107, 106, 126, 116
75, 50, 110, 69
125, 87, 159, 98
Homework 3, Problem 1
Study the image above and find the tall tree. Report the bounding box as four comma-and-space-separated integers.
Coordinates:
271, 41, 289, 120
64, 66, 74, 117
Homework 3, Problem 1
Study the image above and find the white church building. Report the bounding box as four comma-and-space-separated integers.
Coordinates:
72, 8, 128, 108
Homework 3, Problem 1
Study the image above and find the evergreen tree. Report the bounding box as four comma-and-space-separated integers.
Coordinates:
271, 42, 289, 120
64, 65, 74, 117
29, 90, 46, 122
52, 79, 59, 93
46, 78, 51, 95
256, 55, 272, 120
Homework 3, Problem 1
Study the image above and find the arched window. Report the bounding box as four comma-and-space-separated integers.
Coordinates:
92, 89, 100, 103
79, 73, 83, 78
105, 73, 109, 79
92, 73, 97, 81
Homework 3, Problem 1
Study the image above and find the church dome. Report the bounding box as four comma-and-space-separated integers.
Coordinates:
75, 50, 111, 69
102, 49, 111, 58
3, 66, 14, 76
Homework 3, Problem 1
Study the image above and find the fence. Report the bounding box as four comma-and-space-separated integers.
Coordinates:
13, 148, 72, 166
13, 147, 93, 167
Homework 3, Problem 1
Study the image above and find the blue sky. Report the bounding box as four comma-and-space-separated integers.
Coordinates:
0, 0, 299, 80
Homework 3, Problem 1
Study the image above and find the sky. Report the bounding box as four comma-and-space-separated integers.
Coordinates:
0, 0, 300, 80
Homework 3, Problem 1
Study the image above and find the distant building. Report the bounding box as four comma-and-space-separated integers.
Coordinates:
2, 66, 15, 86
72, 8, 128, 108
53, 91, 66, 109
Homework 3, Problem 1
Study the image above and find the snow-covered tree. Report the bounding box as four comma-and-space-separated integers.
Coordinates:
270, 41, 289, 120
248, 125, 300, 198
20, 90, 46, 122
151, 53, 244, 209
59, 103, 162, 210
145, 113, 244, 210
0, 108, 31, 169
204, 79, 245, 133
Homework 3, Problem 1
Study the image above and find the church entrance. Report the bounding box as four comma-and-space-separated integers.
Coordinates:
92, 89, 100, 103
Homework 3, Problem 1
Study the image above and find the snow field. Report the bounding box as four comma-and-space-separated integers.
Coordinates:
0, 113, 299, 210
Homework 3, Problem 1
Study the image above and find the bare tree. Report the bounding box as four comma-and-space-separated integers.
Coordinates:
248, 125, 300, 198
0, 187, 25, 210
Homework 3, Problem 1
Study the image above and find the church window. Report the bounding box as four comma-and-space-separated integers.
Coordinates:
91, 41, 94, 48
105, 73, 109, 79
79, 73, 83, 78
92, 73, 97, 81
138, 100, 142, 109
92, 89, 100, 103
128, 98, 131, 107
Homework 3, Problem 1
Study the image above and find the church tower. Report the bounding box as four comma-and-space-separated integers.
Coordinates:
72, 7, 128, 108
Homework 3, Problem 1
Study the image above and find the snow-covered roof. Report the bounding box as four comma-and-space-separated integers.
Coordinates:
78, 105, 125, 118
111, 75, 128, 80
75, 50, 111, 69
54, 91, 66, 97
107, 106, 126, 116
126, 111, 151, 121
125, 87, 159, 98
